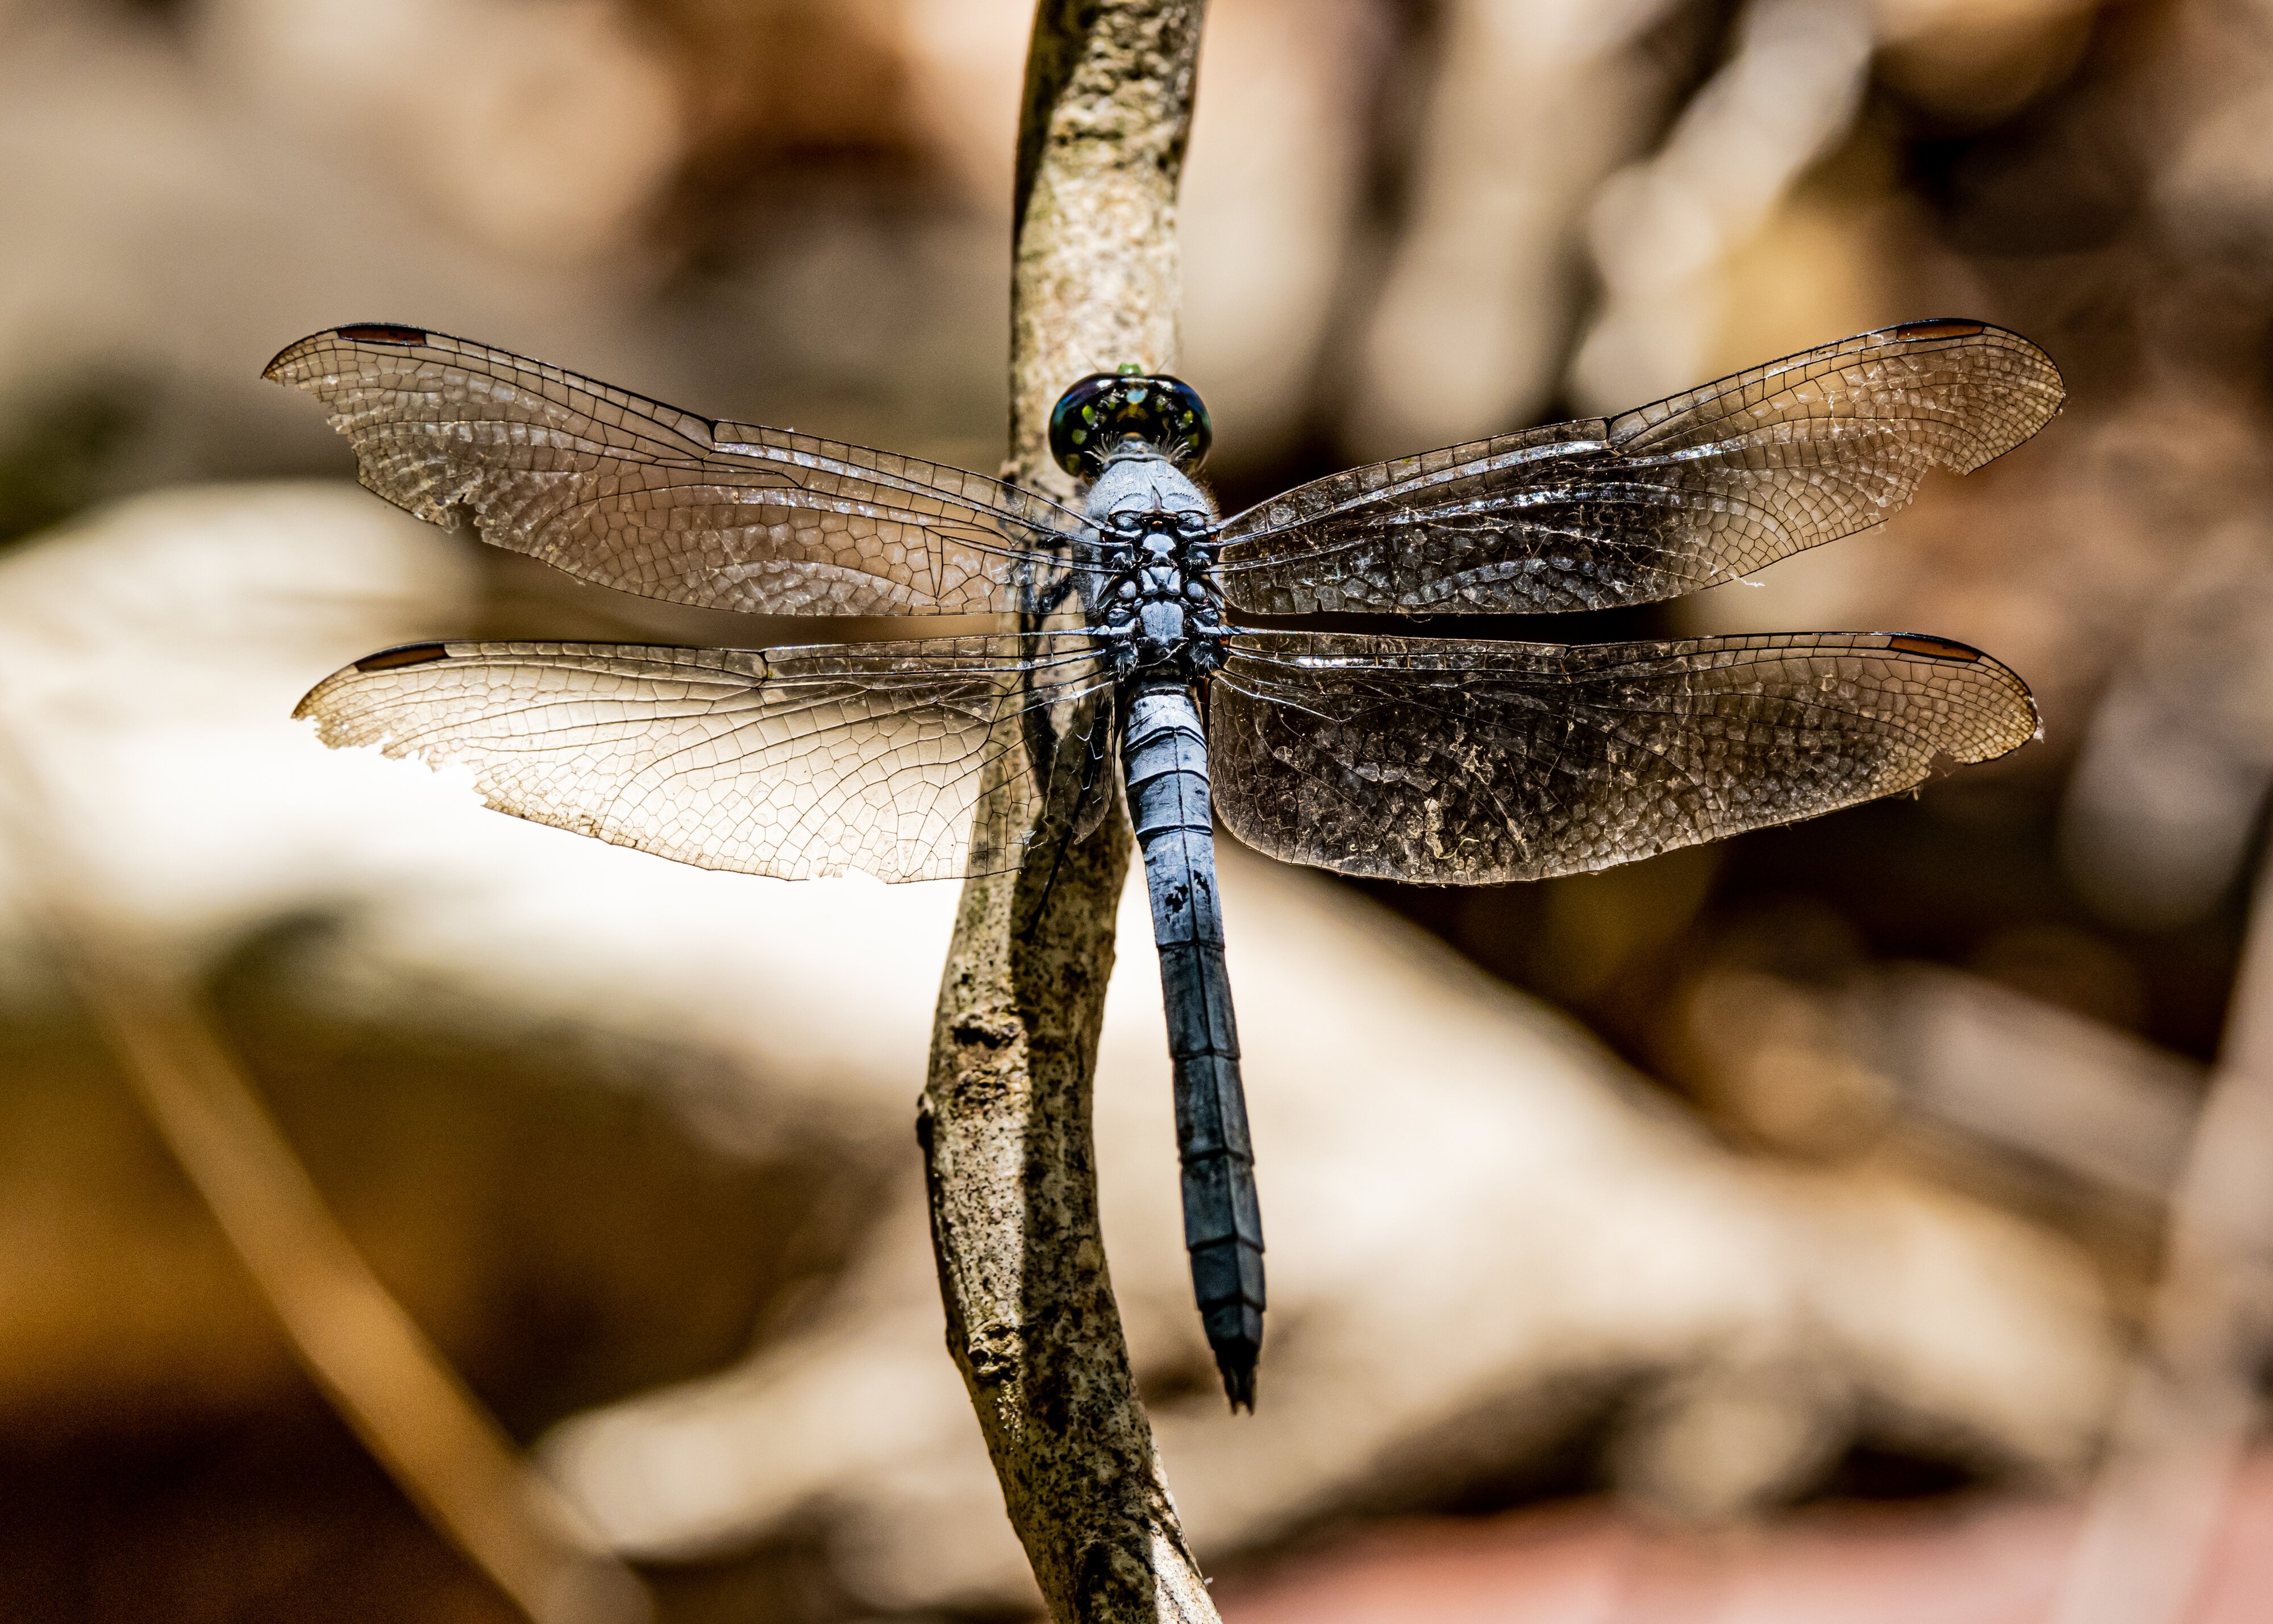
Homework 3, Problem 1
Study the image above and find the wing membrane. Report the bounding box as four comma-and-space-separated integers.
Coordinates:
1210, 630, 2037, 882
295, 635, 1117, 881
1214, 321, 2063, 614
265, 326, 1088, 617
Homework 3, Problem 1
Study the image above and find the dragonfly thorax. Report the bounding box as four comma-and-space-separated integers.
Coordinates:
1085, 443, 1223, 679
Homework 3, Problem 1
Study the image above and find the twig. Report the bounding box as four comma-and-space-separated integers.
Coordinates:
920, 2, 1217, 1619
0, 717, 650, 1624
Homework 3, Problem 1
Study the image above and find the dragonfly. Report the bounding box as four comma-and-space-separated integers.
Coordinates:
270, 318, 2060, 1409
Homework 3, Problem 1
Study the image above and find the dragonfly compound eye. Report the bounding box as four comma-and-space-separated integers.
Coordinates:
1049, 370, 1213, 476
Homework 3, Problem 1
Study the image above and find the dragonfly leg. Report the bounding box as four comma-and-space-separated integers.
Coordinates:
1016, 717, 1113, 942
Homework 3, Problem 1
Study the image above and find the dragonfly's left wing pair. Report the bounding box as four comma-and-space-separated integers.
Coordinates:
295, 630, 2033, 884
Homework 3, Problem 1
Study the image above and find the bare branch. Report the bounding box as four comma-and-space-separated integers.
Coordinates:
921, 3, 1217, 1619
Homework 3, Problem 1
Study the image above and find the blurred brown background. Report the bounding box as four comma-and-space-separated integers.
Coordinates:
5, 0, 2273, 1619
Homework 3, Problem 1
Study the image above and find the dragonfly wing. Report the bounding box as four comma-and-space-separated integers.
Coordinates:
295, 635, 1118, 881
265, 326, 1088, 617
1210, 630, 2037, 883
1214, 321, 2063, 614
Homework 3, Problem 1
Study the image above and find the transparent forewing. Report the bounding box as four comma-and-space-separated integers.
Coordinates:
294, 636, 1118, 881
1213, 322, 2063, 615
265, 326, 1089, 616
1210, 630, 2037, 883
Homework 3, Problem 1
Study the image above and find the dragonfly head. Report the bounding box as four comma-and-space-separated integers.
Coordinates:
1049, 368, 1212, 476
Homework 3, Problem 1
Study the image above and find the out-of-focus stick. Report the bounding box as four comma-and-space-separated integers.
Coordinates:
2053, 853, 2273, 1624
0, 717, 651, 1624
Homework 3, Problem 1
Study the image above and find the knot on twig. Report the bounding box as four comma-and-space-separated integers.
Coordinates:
951, 1009, 1026, 1049
967, 1319, 1026, 1386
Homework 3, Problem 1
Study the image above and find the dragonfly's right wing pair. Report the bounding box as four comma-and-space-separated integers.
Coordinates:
277, 320, 2056, 885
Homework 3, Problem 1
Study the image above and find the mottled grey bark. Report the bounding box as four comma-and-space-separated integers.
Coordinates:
919, 3, 1218, 1621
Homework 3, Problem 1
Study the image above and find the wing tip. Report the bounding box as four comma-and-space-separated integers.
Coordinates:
292, 643, 456, 727
1606, 317, 2068, 473
260, 336, 315, 384
1883, 316, 2068, 467
1881, 631, 2039, 761
260, 322, 435, 383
